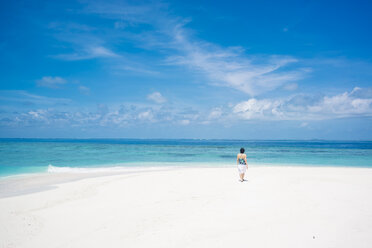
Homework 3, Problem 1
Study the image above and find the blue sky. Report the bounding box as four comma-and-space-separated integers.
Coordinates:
1, 0, 372, 139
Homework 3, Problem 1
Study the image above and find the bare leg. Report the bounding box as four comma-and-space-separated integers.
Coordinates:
239, 173, 244, 181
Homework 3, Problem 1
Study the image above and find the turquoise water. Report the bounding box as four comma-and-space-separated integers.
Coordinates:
1, 139, 372, 177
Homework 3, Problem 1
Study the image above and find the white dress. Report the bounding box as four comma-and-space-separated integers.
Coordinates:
237, 155, 247, 174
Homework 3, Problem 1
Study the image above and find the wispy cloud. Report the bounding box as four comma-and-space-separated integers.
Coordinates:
83, 1, 167, 24
54, 46, 119, 61
233, 87, 372, 120
48, 19, 120, 61
36, 76, 67, 88
168, 49, 306, 95
121, 66, 159, 75
62, 1, 308, 95
79, 86, 90, 95
163, 22, 307, 95
283, 83, 298, 91
0, 90, 72, 106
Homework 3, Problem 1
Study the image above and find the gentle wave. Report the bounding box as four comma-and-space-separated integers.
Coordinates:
47, 164, 173, 173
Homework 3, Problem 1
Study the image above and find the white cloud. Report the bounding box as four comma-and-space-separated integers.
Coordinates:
208, 108, 223, 119
233, 87, 372, 120
147, 92, 166, 104
2, 88, 371, 129
308, 88, 372, 117
138, 110, 154, 121
0, 101, 200, 128
36, 76, 66, 88
28, 110, 46, 119
233, 98, 280, 119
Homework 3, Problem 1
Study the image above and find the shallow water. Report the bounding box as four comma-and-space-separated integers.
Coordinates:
1, 139, 372, 177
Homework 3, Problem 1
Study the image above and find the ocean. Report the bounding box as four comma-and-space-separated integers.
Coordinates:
1, 139, 372, 177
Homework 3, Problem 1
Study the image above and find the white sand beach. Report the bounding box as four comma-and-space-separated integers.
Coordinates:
1, 166, 372, 248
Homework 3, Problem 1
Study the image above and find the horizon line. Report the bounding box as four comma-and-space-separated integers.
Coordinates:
1, 138, 371, 142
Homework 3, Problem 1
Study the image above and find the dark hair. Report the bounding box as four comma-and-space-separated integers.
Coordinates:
240, 147, 245, 153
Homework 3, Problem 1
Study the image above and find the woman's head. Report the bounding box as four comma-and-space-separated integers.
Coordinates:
240, 147, 245, 153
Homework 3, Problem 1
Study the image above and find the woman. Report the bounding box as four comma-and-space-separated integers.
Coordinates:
237, 147, 248, 182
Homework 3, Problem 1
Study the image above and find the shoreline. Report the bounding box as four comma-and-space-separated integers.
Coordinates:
2, 161, 372, 179
1, 165, 372, 198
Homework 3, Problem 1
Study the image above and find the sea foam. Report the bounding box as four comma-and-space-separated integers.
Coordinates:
47, 164, 171, 174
